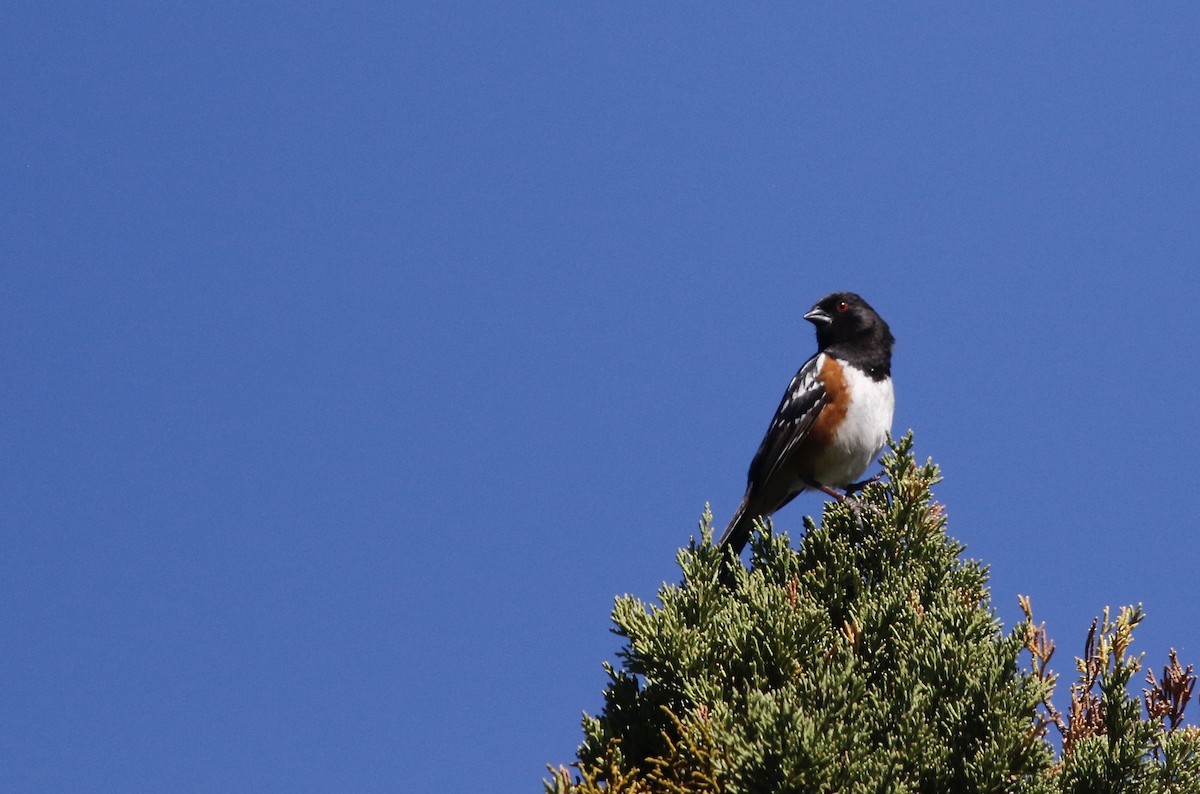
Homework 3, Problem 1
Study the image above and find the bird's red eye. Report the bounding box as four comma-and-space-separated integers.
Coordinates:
836, 300, 849, 313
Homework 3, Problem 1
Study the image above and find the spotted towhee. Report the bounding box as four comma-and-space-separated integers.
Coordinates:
717, 292, 895, 555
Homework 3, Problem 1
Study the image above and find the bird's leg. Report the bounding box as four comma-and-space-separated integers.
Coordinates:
804, 479, 849, 502
805, 477, 886, 530
820, 484, 848, 501
843, 470, 886, 496
804, 478, 870, 533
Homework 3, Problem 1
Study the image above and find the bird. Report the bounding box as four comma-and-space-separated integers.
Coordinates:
717, 291, 895, 556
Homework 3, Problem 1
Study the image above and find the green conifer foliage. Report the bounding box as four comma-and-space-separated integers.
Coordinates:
547, 435, 1199, 793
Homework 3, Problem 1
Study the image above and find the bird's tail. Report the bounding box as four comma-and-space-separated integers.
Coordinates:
716, 495, 755, 556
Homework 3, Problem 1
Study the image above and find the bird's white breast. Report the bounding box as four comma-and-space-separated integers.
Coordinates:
814, 367, 895, 487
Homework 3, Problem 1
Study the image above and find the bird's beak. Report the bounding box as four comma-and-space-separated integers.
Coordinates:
803, 308, 832, 325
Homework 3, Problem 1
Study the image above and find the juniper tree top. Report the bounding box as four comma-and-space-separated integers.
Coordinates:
548, 435, 1199, 794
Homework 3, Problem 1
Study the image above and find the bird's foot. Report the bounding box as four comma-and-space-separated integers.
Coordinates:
807, 478, 886, 524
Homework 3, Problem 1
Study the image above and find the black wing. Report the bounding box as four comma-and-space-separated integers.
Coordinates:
744, 352, 828, 493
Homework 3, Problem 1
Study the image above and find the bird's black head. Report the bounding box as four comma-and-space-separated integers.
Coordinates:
804, 292, 894, 374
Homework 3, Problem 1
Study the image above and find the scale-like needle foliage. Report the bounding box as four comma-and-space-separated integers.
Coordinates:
547, 434, 1198, 794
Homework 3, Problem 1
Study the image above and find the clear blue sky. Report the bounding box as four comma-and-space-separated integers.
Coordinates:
3, 4, 1199, 791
